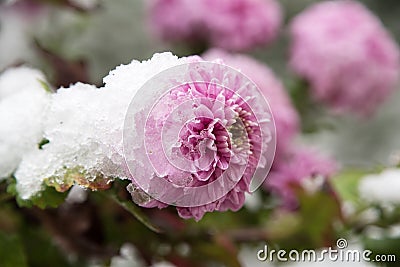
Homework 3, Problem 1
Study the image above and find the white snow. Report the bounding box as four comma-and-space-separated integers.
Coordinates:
0, 66, 50, 179
14, 52, 190, 199
359, 168, 400, 205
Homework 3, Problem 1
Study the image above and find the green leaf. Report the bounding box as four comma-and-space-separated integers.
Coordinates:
7, 177, 67, 209
297, 190, 341, 246
0, 231, 28, 267
195, 210, 243, 230
100, 183, 162, 233
21, 225, 83, 267
288, 78, 333, 133
192, 242, 241, 267
331, 169, 370, 204
362, 237, 400, 266
37, 79, 52, 93
268, 187, 342, 250
38, 138, 50, 149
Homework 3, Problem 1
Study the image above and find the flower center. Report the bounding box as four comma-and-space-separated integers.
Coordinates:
178, 116, 231, 161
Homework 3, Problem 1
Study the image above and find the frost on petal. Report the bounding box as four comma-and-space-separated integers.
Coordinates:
124, 58, 275, 220
0, 66, 50, 180
203, 49, 299, 158
15, 53, 191, 199
15, 82, 121, 198
13, 52, 275, 221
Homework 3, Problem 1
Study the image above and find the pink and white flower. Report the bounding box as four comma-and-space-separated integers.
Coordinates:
124, 57, 275, 220
12, 53, 275, 221
203, 49, 299, 159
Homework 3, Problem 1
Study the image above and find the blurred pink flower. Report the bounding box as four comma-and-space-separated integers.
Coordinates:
289, 0, 400, 115
264, 148, 337, 209
203, 49, 299, 159
129, 56, 274, 221
148, 0, 282, 51
1, 0, 45, 17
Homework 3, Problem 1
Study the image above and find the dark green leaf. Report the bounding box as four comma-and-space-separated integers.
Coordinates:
100, 185, 162, 234
38, 138, 50, 149
362, 237, 400, 266
7, 177, 67, 209
0, 231, 28, 267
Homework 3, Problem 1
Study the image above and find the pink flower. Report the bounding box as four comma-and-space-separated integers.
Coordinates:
1, 0, 45, 17
289, 0, 400, 115
148, 0, 282, 51
203, 49, 299, 159
264, 148, 337, 209
126, 56, 275, 221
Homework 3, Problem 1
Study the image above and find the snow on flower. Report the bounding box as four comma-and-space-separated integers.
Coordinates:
203, 49, 299, 159
0, 66, 50, 179
15, 53, 190, 199
124, 56, 275, 221
264, 148, 337, 208
289, 0, 400, 115
359, 168, 400, 205
14, 52, 275, 222
148, 0, 282, 51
